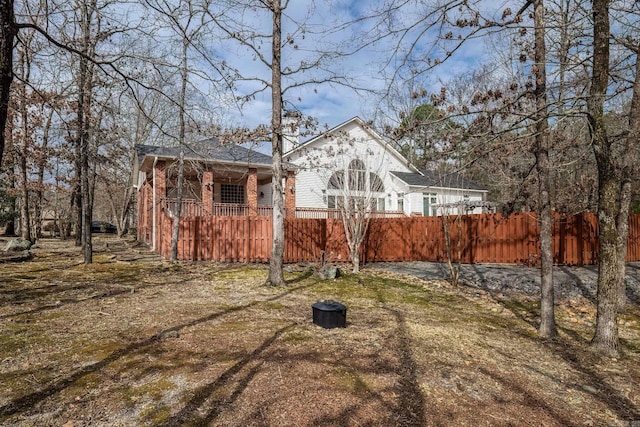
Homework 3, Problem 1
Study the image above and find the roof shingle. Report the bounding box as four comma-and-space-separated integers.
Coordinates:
390, 170, 486, 191
135, 138, 273, 167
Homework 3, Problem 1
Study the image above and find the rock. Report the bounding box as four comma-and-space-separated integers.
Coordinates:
582, 385, 598, 394
317, 265, 340, 280
160, 330, 179, 339
0, 250, 32, 263
3, 238, 33, 252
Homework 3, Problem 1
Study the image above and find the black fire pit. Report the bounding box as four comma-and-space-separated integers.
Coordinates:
312, 300, 347, 328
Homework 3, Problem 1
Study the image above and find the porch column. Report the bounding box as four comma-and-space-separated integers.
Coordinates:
247, 168, 258, 216
202, 170, 214, 214
136, 184, 146, 242
143, 182, 153, 242
153, 160, 166, 250
285, 170, 296, 218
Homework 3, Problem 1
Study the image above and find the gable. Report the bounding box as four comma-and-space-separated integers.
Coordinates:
284, 117, 414, 175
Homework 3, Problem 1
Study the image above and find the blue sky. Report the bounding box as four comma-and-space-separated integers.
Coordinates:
202, 0, 499, 135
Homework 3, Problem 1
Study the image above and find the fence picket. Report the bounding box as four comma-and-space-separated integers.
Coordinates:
146, 211, 640, 266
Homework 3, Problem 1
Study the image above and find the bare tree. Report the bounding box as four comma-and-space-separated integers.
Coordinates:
588, 0, 639, 356
375, 0, 595, 338
207, 1, 366, 285
294, 126, 391, 274
326, 154, 386, 273
14, 37, 33, 241
141, 0, 228, 262
532, 0, 557, 337
75, 0, 99, 263
0, 0, 14, 168
265, 0, 286, 284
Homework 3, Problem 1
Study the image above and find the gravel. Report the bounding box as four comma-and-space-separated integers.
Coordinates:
367, 261, 640, 302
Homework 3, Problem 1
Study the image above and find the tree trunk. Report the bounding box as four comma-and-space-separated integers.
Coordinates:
81, 151, 92, 263
593, 175, 622, 356
351, 244, 360, 274
3, 115, 16, 236
0, 0, 14, 167
72, 186, 81, 246
35, 109, 53, 239
78, 0, 94, 264
616, 181, 631, 309
618, 50, 640, 310
589, 0, 620, 356
442, 214, 460, 286
170, 150, 185, 262
17, 46, 31, 242
343, 210, 369, 274
18, 148, 29, 241
108, 185, 132, 238
5, 169, 15, 234
266, 0, 286, 286
534, 0, 557, 338
170, 33, 189, 262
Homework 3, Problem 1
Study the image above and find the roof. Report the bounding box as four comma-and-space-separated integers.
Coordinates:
390, 170, 487, 191
135, 138, 274, 169
284, 116, 420, 174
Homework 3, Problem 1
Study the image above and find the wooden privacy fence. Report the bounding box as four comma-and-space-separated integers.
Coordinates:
150, 209, 640, 265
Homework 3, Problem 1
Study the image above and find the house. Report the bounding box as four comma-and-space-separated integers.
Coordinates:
283, 116, 489, 217
133, 139, 296, 248
133, 117, 489, 245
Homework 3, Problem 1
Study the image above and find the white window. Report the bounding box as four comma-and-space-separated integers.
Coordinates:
397, 193, 404, 212
423, 193, 437, 216
327, 158, 385, 194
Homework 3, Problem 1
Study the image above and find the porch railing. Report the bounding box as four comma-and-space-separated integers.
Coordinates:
211, 203, 273, 217
294, 208, 406, 219
164, 199, 210, 217
162, 198, 407, 218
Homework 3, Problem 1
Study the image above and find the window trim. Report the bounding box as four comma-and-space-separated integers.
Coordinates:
220, 184, 245, 204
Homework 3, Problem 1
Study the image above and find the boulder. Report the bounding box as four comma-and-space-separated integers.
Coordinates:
316, 265, 340, 280
0, 250, 32, 263
3, 238, 33, 252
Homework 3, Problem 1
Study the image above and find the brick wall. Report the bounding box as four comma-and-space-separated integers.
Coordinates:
285, 170, 296, 218
247, 168, 258, 216
202, 170, 214, 214
154, 161, 166, 249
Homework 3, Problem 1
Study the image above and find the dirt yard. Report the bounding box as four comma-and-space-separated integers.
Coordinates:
1, 236, 639, 426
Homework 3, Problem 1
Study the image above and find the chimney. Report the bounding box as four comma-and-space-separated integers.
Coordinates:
283, 110, 301, 154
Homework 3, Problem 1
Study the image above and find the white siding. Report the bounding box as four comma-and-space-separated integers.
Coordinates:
286, 119, 412, 209
408, 192, 425, 216
292, 169, 326, 208
285, 118, 488, 213
257, 183, 272, 205
406, 188, 486, 216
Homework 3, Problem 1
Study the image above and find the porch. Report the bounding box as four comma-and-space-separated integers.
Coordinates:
162, 199, 407, 219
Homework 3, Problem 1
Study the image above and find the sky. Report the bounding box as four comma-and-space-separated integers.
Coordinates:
203, 0, 498, 137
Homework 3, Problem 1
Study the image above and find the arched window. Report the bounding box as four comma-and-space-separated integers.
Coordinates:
348, 159, 366, 191
369, 172, 384, 193
326, 158, 385, 194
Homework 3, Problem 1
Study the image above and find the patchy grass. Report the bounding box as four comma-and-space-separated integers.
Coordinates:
0, 236, 639, 426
